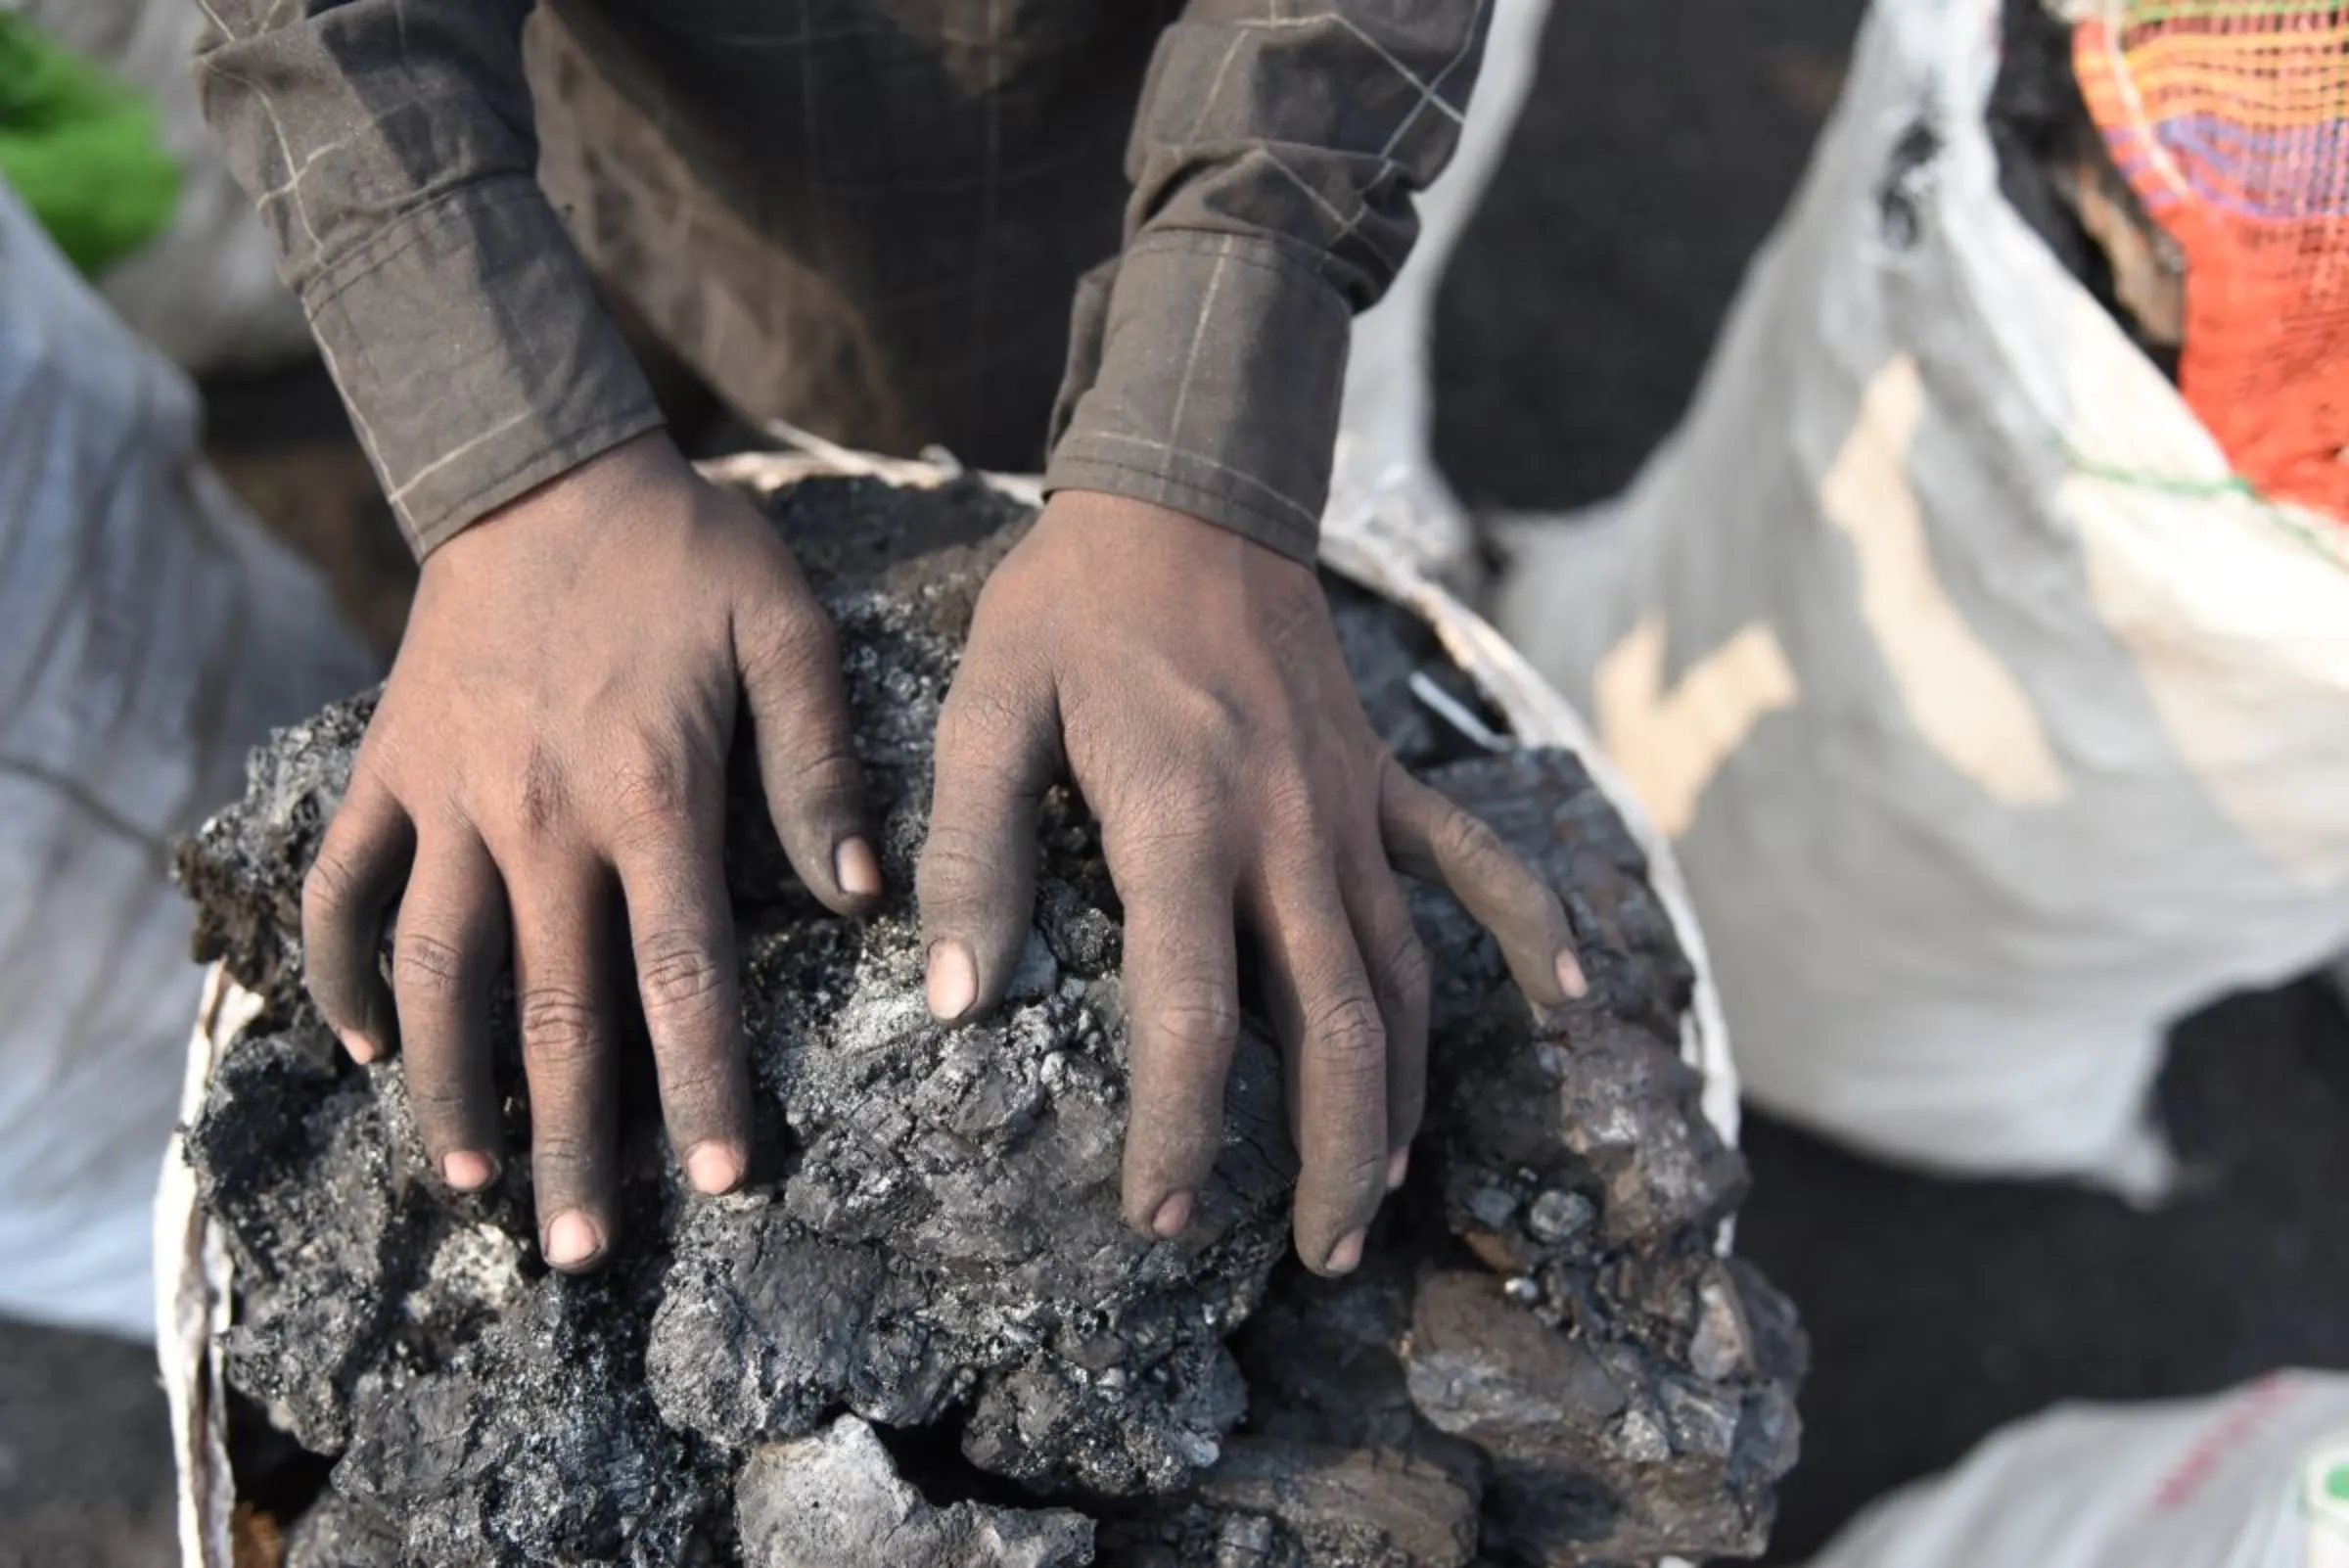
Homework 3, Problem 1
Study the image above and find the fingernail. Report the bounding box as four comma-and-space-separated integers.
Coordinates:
442, 1151, 496, 1191
1151, 1191, 1193, 1238
835, 838, 883, 899
1387, 1147, 1411, 1191
1556, 950, 1589, 1001
1325, 1227, 1367, 1274
544, 1212, 604, 1269
336, 1027, 375, 1064
685, 1141, 745, 1195
927, 940, 978, 1022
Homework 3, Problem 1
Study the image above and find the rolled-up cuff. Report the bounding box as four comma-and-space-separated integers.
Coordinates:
1044, 232, 1349, 565
298, 175, 664, 558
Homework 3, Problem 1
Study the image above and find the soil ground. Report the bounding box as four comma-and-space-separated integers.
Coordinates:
10, 3, 2349, 1565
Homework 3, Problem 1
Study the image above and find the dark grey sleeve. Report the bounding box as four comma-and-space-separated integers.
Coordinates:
1044, 0, 1492, 563
194, 0, 664, 558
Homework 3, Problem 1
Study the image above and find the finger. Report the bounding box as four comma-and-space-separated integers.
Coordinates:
390, 826, 508, 1191
735, 566, 880, 917
1380, 759, 1587, 1010
1342, 844, 1431, 1191
508, 856, 621, 1271
1109, 840, 1241, 1240
301, 765, 413, 1064
917, 659, 1059, 1024
612, 809, 751, 1198
1252, 864, 1389, 1277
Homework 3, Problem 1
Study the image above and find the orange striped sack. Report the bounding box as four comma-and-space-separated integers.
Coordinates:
2074, 1, 2349, 528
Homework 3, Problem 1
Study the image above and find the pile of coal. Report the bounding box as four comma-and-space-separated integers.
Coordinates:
1987, 0, 2184, 376
176, 474, 1804, 1568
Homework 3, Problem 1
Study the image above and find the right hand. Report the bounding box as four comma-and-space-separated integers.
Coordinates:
302, 431, 880, 1271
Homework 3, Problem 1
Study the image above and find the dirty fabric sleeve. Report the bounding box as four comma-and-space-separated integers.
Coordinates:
193, 0, 658, 556
195, 1, 1492, 563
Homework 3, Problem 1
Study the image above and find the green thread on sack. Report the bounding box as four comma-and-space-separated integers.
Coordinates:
2060, 443, 2349, 568
0, 16, 179, 278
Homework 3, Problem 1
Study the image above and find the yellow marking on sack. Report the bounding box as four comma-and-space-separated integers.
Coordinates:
1594, 613, 1799, 839
1822, 355, 2067, 807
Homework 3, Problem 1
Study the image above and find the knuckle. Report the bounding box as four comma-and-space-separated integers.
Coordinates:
1259, 772, 1323, 834
1161, 686, 1251, 756
635, 932, 730, 1019
404, 1074, 478, 1132
1161, 772, 1235, 826
1305, 992, 1388, 1067
611, 744, 695, 836
657, 1055, 743, 1120
914, 826, 980, 881
528, 1133, 601, 1189
1431, 801, 1487, 856
518, 985, 599, 1068
392, 928, 471, 1006
1256, 778, 1348, 861
1150, 980, 1241, 1058
1437, 807, 1514, 882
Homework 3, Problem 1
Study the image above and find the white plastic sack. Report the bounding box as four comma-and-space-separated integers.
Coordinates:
10, 0, 314, 376
1804, 1372, 2349, 1568
0, 176, 373, 1341
1493, 0, 2349, 1194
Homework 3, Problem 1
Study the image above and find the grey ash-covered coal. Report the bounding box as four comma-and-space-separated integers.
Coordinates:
175, 475, 1804, 1568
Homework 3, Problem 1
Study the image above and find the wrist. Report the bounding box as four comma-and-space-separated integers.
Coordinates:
421, 430, 699, 600
1041, 488, 1276, 556
427, 428, 687, 566
497, 427, 688, 517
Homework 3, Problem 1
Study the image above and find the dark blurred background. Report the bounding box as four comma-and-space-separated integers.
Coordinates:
10, 2, 2349, 1564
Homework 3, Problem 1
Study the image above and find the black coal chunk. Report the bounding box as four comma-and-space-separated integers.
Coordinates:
176, 474, 1804, 1566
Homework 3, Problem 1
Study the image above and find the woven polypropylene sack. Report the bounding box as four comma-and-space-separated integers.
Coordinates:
1803, 1373, 2349, 1568
1493, 0, 2349, 1190
2075, 0, 2349, 528
0, 177, 372, 1341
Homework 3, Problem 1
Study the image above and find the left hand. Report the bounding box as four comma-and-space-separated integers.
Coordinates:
916, 490, 1586, 1275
